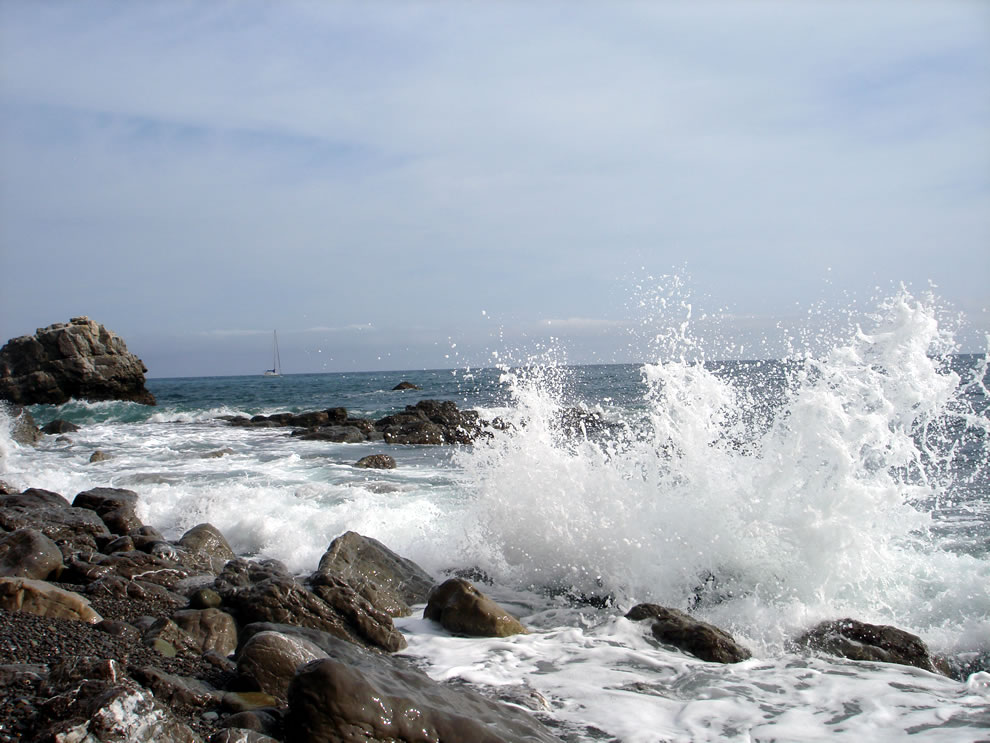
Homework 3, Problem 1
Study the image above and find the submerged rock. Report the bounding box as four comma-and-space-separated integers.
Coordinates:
353, 454, 396, 469
424, 578, 528, 637
625, 604, 751, 663
0, 316, 156, 405
42, 419, 81, 434
795, 618, 948, 675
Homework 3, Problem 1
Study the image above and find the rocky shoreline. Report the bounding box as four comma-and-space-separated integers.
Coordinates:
0, 475, 964, 743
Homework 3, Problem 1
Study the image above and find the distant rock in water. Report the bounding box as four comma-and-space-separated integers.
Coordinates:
392, 381, 420, 390
0, 316, 155, 406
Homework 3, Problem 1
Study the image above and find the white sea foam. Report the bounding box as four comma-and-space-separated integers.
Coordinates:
453, 288, 990, 658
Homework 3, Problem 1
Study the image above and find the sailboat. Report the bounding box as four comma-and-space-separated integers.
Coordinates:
263, 330, 282, 377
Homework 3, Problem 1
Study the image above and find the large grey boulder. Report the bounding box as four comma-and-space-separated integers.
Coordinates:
312, 531, 434, 618
625, 604, 751, 663
0, 316, 155, 405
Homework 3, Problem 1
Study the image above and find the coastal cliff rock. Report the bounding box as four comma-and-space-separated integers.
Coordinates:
0, 317, 155, 406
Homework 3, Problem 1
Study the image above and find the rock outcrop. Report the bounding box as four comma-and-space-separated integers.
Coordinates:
0, 317, 155, 406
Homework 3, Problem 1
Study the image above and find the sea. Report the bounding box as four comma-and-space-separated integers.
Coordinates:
2, 287, 989, 742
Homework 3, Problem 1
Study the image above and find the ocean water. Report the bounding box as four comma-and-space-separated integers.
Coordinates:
2, 287, 989, 741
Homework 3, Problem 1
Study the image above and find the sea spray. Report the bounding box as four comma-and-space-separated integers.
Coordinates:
458, 286, 990, 654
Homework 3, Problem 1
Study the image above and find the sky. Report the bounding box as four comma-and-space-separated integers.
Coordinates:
1, 1, 988, 377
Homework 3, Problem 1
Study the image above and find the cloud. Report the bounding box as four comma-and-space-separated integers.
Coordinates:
1, 1, 987, 373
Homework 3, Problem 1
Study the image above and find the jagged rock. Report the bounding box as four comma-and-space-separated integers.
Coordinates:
202, 448, 235, 458
0, 316, 156, 406
178, 523, 237, 574
392, 381, 420, 390
0, 528, 64, 580
353, 454, 396, 469
795, 618, 948, 675
286, 651, 561, 743
72, 487, 143, 536
0, 488, 111, 552
5, 405, 42, 445
313, 531, 433, 618
172, 608, 238, 657
221, 573, 406, 653
142, 617, 203, 658
215, 559, 292, 595
0, 577, 103, 623
86, 575, 184, 604
90, 450, 112, 463
132, 666, 224, 707
625, 604, 751, 663
42, 419, 81, 434
236, 630, 328, 700
51, 678, 201, 742
424, 578, 528, 637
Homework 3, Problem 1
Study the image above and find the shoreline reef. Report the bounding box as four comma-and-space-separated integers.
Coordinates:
0, 476, 958, 743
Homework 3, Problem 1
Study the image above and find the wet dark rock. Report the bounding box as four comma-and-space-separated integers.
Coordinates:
90, 450, 112, 463
73, 487, 143, 536
313, 530, 433, 618
179, 523, 237, 574
190, 587, 224, 610
236, 630, 328, 700
0, 528, 64, 580
143, 617, 203, 658
210, 729, 280, 743
424, 578, 528, 638
222, 572, 406, 653
172, 608, 239, 657
795, 617, 948, 675
132, 665, 224, 707
49, 678, 201, 742
41, 418, 80, 434
353, 453, 396, 469
625, 604, 751, 663
293, 425, 366, 443
215, 559, 292, 595
218, 708, 283, 738
0, 488, 111, 552
286, 651, 561, 743
5, 405, 42, 445
0, 316, 156, 405
392, 381, 420, 390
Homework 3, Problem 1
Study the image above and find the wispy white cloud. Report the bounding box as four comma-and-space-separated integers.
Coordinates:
1, 1, 987, 374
